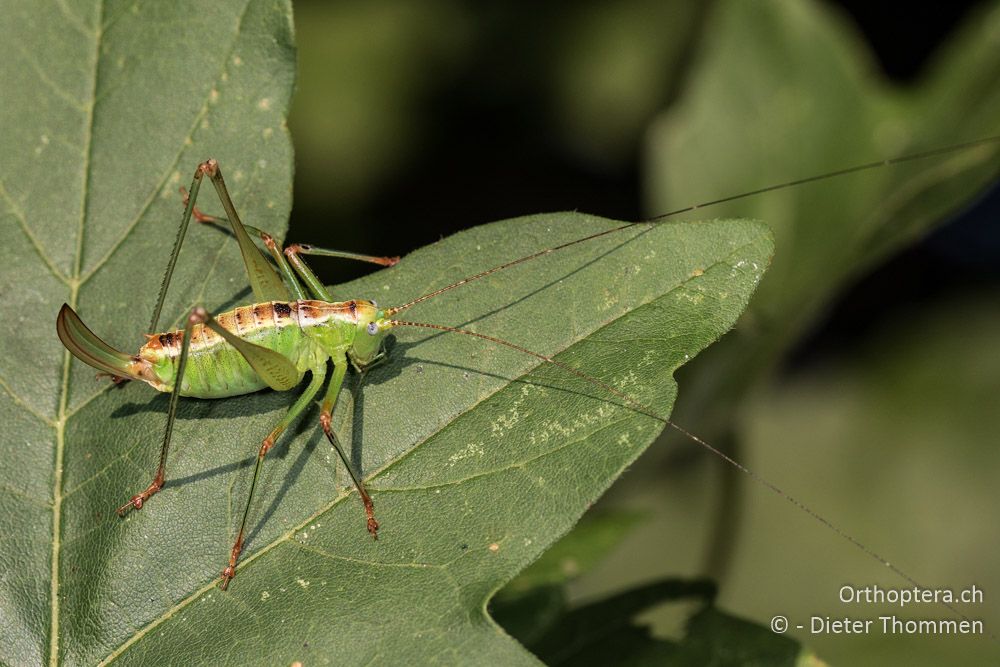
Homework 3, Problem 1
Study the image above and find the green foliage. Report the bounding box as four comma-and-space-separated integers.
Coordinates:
0, 0, 295, 663
289, 0, 704, 214
4, 0, 999, 664
647, 0, 1000, 430
492, 517, 813, 666
291, 0, 473, 210
0, 2, 775, 663
580, 2, 1000, 665
500, 510, 646, 596
491, 510, 647, 646
520, 580, 805, 667
732, 297, 1000, 666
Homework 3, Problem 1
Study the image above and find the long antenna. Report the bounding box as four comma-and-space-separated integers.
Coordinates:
646, 134, 1000, 221
386, 134, 1000, 316
385, 224, 633, 316
387, 318, 986, 631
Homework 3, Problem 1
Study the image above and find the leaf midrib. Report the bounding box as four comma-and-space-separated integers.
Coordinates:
50, 0, 104, 662
50, 2, 259, 664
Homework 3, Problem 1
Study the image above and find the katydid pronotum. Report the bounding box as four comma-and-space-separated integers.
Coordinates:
57, 139, 999, 605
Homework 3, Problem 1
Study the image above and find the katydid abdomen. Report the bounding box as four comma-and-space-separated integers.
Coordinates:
132, 300, 366, 398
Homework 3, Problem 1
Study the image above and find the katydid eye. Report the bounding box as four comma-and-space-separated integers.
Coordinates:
367, 322, 378, 335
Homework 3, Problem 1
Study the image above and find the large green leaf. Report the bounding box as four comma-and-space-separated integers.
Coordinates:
1, 4, 774, 665
61, 214, 770, 665
0, 1, 295, 664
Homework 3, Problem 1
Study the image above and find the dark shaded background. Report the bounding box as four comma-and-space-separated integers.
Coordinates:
287, 0, 999, 315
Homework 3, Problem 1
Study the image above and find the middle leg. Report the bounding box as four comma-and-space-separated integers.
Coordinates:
321, 355, 379, 538
221, 362, 329, 590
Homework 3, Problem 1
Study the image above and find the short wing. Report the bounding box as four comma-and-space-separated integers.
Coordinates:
201, 316, 300, 391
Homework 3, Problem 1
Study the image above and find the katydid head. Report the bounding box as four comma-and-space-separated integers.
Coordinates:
348, 299, 391, 367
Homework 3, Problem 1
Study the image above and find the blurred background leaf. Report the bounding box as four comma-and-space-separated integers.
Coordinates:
490, 510, 647, 645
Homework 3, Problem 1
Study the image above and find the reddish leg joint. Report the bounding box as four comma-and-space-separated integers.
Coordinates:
220, 535, 244, 591
363, 495, 379, 539
96, 372, 130, 386
117, 477, 163, 516
190, 308, 209, 325
259, 435, 275, 458
319, 411, 332, 431
198, 158, 218, 177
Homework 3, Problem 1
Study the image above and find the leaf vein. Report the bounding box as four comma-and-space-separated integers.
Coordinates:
0, 373, 57, 427
289, 541, 445, 571
100, 0, 141, 32
0, 180, 70, 285
13, 41, 87, 112
51, 2, 106, 663
78, 8, 251, 286
54, 0, 94, 36
375, 416, 631, 494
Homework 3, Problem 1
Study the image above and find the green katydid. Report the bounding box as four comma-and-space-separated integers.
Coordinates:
57, 138, 999, 598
